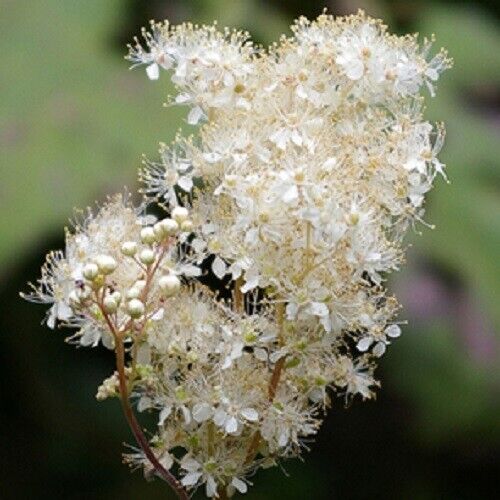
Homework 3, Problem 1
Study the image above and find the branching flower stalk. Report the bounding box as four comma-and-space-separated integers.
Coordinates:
94, 242, 189, 499
22, 10, 451, 499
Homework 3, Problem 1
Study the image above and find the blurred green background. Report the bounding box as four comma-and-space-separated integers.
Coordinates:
1, 0, 498, 498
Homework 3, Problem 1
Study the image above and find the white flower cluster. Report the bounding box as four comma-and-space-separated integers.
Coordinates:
24, 11, 450, 499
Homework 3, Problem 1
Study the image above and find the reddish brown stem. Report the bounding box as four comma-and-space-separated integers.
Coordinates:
115, 340, 188, 500
233, 277, 244, 313
268, 357, 286, 401
97, 282, 187, 500
245, 301, 286, 464
244, 430, 262, 464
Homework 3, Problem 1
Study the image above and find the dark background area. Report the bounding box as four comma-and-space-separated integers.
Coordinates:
1, 1, 499, 498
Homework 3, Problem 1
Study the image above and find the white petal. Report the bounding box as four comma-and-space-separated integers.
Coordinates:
278, 429, 289, 447
269, 350, 285, 363
269, 129, 288, 150
187, 106, 204, 125
240, 408, 259, 422
254, 348, 268, 361
192, 403, 213, 423
373, 342, 386, 357
176, 92, 191, 103
225, 416, 238, 434
146, 62, 160, 80
385, 324, 402, 338
79, 327, 101, 347
241, 276, 258, 293
230, 341, 244, 359
286, 302, 298, 320
203, 152, 222, 163
320, 314, 332, 333
177, 176, 193, 192
181, 456, 201, 472
158, 406, 172, 426
232, 477, 248, 494
190, 238, 207, 253
101, 330, 115, 350
213, 408, 227, 427
150, 308, 164, 321
309, 301, 329, 317
212, 256, 227, 280
179, 264, 202, 277
46, 307, 57, 329
206, 475, 218, 497
181, 405, 191, 425
136, 343, 151, 364
322, 157, 337, 170
426, 67, 439, 81
57, 301, 73, 321
221, 355, 233, 370
244, 228, 259, 246
345, 59, 364, 80
356, 336, 373, 352
137, 397, 152, 412
282, 184, 298, 203
181, 471, 202, 487
296, 84, 307, 99
159, 453, 174, 470
291, 129, 303, 146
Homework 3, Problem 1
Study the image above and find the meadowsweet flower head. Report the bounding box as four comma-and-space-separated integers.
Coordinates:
25, 10, 450, 498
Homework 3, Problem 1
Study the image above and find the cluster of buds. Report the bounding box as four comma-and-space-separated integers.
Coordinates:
24, 10, 450, 499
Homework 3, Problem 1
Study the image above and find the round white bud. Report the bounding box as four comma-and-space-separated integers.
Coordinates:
171, 206, 189, 223
180, 220, 194, 232
153, 222, 164, 239
103, 296, 118, 314
95, 255, 117, 275
139, 248, 155, 265
111, 291, 122, 305
160, 218, 179, 236
127, 299, 145, 318
159, 274, 181, 297
121, 241, 138, 256
141, 227, 157, 245
126, 287, 141, 300
83, 262, 99, 281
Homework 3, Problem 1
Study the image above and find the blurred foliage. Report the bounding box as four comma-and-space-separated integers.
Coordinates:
0, 0, 498, 498
387, 4, 500, 443
0, 0, 182, 266
420, 5, 500, 322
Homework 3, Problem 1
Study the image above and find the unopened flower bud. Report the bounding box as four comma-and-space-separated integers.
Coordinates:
103, 296, 118, 313
83, 262, 99, 281
171, 206, 189, 223
159, 274, 181, 297
127, 299, 145, 318
163, 218, 179, 235
141, 227, 157, 245
111, 291, 122, 305
95, 255, 117, 275
121, 241, 138, 256
139, 248, 155, 265
180, 220, 193, 232
126, 287, 141, 300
